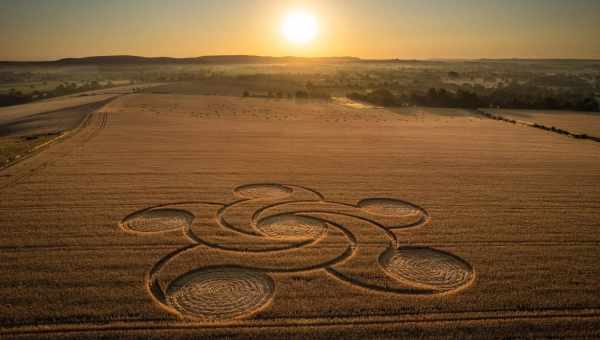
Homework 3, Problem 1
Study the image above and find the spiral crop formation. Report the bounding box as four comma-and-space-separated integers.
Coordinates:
165, 267, 274, 321
380, 247, 474, 290
120, 183, 475, 321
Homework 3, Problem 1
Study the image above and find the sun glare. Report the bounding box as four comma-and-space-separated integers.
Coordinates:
282, 10, 318, 45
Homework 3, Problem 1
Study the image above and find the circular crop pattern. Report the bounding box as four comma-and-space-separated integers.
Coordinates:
166, 267, 275, 321
357, 198, 423, 217
380, 248, 474, 290
234, 184, 293, 200
121, 208, 194, 233
256, 214, 327, 240
122, 183, 475, 322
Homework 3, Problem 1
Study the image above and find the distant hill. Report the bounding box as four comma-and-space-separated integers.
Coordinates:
1, 55, 598, 66
0, 55, 364, 66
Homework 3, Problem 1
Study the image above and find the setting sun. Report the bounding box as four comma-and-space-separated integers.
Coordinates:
282, 9, 318, 45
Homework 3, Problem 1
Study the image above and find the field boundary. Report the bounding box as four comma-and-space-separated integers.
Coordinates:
0, 97, 119, 172
0, 98, 117, 190
475, 109, 600, 143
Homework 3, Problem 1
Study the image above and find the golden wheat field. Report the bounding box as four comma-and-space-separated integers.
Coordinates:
1, 94, 599, 338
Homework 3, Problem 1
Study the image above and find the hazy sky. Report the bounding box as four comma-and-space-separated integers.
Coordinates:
1, 0, 600, 60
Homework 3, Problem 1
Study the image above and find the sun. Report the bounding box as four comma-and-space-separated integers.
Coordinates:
282, 10, 318, 45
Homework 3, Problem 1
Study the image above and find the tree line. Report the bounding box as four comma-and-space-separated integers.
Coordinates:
348, 87, 599, 112
0, 81, 114, 107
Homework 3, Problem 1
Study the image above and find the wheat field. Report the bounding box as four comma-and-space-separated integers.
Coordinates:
1, 94, 599, 338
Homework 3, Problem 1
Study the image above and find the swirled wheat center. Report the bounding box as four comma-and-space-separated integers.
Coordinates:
166, 267, 274, 320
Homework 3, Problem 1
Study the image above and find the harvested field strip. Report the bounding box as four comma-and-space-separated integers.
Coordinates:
0, 98, 116, 138
0, 97, 119, 169
0, 110, 112, 189
2, 308, 600, 336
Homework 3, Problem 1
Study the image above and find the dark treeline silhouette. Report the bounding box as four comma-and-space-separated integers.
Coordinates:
242, 89, 330, 100
0, 81, 116, 107
348, 87, 600, 112
476, 109, 600, 143
242, 81, 331, 101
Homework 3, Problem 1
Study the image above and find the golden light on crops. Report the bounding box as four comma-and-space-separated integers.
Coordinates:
281, 9, 318, 45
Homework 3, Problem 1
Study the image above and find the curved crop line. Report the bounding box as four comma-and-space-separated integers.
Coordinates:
378, 246, 477, 292
252, 200, 429, 233
387, 214, 430, 230
292, 213, 472, 296
218, 244, 353, 274
282, 183, 326, 201
118, 201, 225, 236
263, 245, 354, 274
251, 199, 332, 225
293, 213, 358, 248
216, 187, 327, 244
120, 201, 227, 316
191, 210, 355, 255
191, 235, 317, 253
119, 183, 477, 321
214, 200, 315, 250
280, 209, 399, 247
146, 215, 359, 301
175, 214, 359, 274
357, 197, 431, 229
146, 244, 201, 316
324, 267, 437, 296
216, 199, 264, 237
233, 183, 293, 197
120, 208, 194, 235
161, 264, 277, 321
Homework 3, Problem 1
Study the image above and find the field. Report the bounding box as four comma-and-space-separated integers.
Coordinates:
0, 84, 160, 165
1, 92, 599, 338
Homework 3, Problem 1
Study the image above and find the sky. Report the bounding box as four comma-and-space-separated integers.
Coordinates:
1, 0, 600, 61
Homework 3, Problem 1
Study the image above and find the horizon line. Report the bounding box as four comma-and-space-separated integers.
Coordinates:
2, 54, 600, 64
